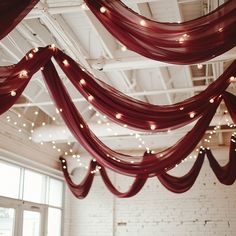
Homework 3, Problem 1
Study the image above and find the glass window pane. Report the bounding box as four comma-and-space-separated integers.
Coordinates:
49, 178, 63, 207
22, 211, 41, 236
47, 208, 61, 236
0, 207, 15, 236
23, 170, 45, 204
0, 162, 20, 198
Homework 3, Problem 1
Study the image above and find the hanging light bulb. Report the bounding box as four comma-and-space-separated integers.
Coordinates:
121, 45, 127, 52
63, 59, 69, 67
28, 53, 33, 59
140, 20, 146, 26
150, 124, 156, 130
189, 112, 195, 118
19, 70, 28, 78
115, 113, 122, 119
33, 47, 39, 53
100, 6, 107, 13
197, 64, 203, 69
10, 91, 16, 96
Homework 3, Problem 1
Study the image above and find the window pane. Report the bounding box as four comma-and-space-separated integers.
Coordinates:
0, 207, 15, 236
49, 178, 63, 207
0, 162, 20, 198
22, 211, 41, 236
47, 208, 61, 236
23, 170, 45, 204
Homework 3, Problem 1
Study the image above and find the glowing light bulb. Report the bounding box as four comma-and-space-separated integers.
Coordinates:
189, 112, 195, 118
10, 91, 16, 96
80, 79, 86, 85
140, 20, 146, 26
19, 70, 28, 78
80, 124, 84, 128
115, 113, 122, 119
33, 48, 39, 53
150, 124, 156, 130
230, 76, 235, 82
28, 53, 33, 58
209, 98, 214, 103
218, 27, 223, 32
100, 6, 106, 13
197, 64, 203, 69
63, 59, 69, 66
88, 95, 94, 101
50, 44, 56, 50
121, 45, 127, 51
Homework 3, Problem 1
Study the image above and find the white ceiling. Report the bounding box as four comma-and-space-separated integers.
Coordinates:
0, 0, 235, 165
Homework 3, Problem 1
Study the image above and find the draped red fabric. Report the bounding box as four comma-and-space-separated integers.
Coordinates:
223, 91, 236, 123
55, 51, 236, 132
0, 46, 235, 197
42, 60, 222, 176
99, 166, 147, 198
0, 47, 53, 115
60, 147, 235, 198
59, 157, 97, 199
84, 0, 236, 64
205, 137, 236, 185
157, 149, 205, 193
0, 0, 39, 40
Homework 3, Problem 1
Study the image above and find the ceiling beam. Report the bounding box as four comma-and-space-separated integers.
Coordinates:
13, 85, 208, 108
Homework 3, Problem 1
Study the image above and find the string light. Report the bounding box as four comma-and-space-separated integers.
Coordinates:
28, 53, 33, 59
49, 44, 56, 51
19, 70, 28, 78
121, 45, 127, 51
33, 47, 39, 53
189, 112, 195, 118
88, 95, 94, 101
150, 124, 156, 130
209, 98, 214, 103
140, 20, 146, 26
197, 64, 203, 69
10, 91, 16, 97
100, 6, 107, 13
80, 79, 86, 85
63, 59, 69, 67
115, 113, 122, 119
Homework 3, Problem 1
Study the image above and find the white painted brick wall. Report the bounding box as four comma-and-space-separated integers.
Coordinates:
64, 148, 236, 236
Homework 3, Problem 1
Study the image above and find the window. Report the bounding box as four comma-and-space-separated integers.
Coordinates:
23, 170, 45, 204
0, 162, 21, 199
0, 160, 64, 236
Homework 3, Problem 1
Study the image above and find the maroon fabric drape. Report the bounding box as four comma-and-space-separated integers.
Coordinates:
206, 138, 236, 185
0, 46, 235, 178
42, 60, 222, 176
60, 150, 205, 198
0, 0, 39, 40
60, 147, 235, 198
59, 157, 96, 199
157, 149, 205, 193
55, 51, 236, 132
0, 47, 53, 115
84, 0, 236, 64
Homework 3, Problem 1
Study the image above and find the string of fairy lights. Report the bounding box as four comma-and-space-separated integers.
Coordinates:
3, 95, 236, 174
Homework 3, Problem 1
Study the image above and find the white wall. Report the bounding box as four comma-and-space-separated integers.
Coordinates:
64, 147, 236, 236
